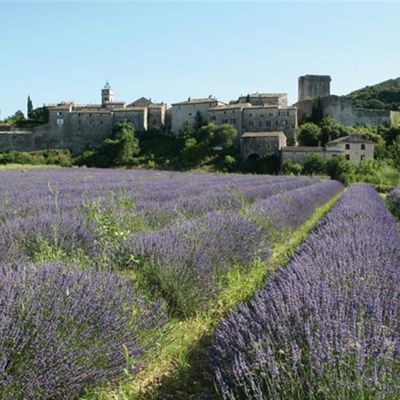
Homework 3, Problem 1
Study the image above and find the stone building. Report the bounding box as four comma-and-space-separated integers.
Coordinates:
280, 134, 375, 165
170, 96, 225, 134
241, 131, 287, 160
236, 93, 288, 107
296, 75, 400, 128
208, 93, 297, 143
325, 135, 375, 163
298, 75, 331, 101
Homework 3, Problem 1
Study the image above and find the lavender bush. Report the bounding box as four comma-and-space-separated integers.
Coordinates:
0, 168, 317, 265
250, 180, 343, 236
212, 184, 400, 400
126, 211, 269, 315
0, 264, 166, 400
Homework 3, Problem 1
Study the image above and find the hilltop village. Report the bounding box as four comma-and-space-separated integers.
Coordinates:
1, 75, 399, 164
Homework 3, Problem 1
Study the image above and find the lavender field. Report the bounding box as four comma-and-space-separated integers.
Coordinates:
8, 167, 396, 400
213, 184, 400, 400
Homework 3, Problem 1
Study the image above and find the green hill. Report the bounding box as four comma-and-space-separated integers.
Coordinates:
344, 77, 400, 110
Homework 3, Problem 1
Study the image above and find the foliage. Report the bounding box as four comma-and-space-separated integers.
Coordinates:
298, 122, 321, 146
0, 263, 166, 400
27, 96, 33, 119
302, 155, 326, 175
213, 184, 400, 400
102, 120, 140, 166
344, 77, 400, 110
0, 149, 72, 167
281, 160, 303, 175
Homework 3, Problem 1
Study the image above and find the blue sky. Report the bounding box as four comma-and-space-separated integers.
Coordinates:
0, 1, 399, 118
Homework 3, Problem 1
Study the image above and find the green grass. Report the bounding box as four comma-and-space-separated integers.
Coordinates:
81, 190, 344, 400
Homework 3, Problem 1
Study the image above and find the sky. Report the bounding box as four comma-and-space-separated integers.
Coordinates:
0, 1, 399, 118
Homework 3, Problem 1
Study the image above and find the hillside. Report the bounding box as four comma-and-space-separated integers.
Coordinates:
344, 77, 400, 110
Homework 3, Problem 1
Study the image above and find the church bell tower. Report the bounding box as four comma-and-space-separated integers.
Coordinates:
101, 81, 114, 105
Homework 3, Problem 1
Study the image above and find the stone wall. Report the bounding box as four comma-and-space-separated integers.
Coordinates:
296, 95, 400, 128
281, 147, 324, 164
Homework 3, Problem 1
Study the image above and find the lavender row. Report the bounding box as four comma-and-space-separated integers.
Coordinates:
124, 181, 342, 316
0, 263, 166, 400
212, 184, 400, 400
249, 180, 344, 235
0, 169, 316, 265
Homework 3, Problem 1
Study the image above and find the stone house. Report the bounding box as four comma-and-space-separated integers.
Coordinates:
241, 131, 287, 160
280, 135, 375, 165
237, 93, 288, 107
325, 135, 375, 163
170, 96, 225, 134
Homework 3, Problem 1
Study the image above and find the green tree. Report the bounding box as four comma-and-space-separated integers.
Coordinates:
325, 156, 354, 184
282, 160, 303, 175
213, 124, 237, 148
298, 123, 321, 146
194, 112, 205, 131
27, 96, 33, 119
302, 155, 327, 175
102, 120, 140, 166
319, 117, 349, 145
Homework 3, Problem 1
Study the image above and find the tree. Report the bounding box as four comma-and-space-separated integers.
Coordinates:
194, 112, 205, 131
302, 155, 327, 175
27, 96, 33, 119
325, 156, 354, 184
319, 117, 349, 145
102, 120, 140, 166
213, 124, 237, 148
298, 123, 321, 146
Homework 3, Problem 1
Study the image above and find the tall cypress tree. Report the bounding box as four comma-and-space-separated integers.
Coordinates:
27, 96, 33, 119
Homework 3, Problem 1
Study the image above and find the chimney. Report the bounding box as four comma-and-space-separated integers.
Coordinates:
188, 97, 191, 102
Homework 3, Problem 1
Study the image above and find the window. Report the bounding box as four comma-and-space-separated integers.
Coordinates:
188, 113, 192, 116
361, 155, 365, 160
361, 144, 366, 150
345, 154, 350, 160
278, 111, 288, 117
100, 121, 103, 125
249, 121, 254, 127
284, 120, 288, 125
259, 121, 262, 127
230, 119, 236, 124
56, 118, 64, 126
249, 114, 253, 117
345, 143, 350, 150
57, 111, 62, 116
275, 121, 279, 126
266, 121, 271, 127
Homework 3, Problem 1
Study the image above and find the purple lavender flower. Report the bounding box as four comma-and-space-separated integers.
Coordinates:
212, 184, 400, 400
0, 263, 166, 399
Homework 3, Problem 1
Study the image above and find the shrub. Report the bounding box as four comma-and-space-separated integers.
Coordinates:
0, 263, 166, 399
212, 184, 400, 400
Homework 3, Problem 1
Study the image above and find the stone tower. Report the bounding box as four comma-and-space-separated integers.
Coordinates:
101, 81, 114, 105
298, 75, 331, 102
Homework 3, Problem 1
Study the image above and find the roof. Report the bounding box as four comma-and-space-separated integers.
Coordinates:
103, 81, 112, 90
242, 131, 286, 138
129, 97, 153, 107
239, 93, 287, 98
299, 75, 331, 80
172, 97, 222, 106
210, 103, 252, 111
326, 135, 376, 145
113, 107, 146, 112
282, 146, 324, 152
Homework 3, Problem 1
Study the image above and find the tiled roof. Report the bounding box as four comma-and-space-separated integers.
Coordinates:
326, 135, 376, 145
282, 146, 324, 152
242, 131, 286, 138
